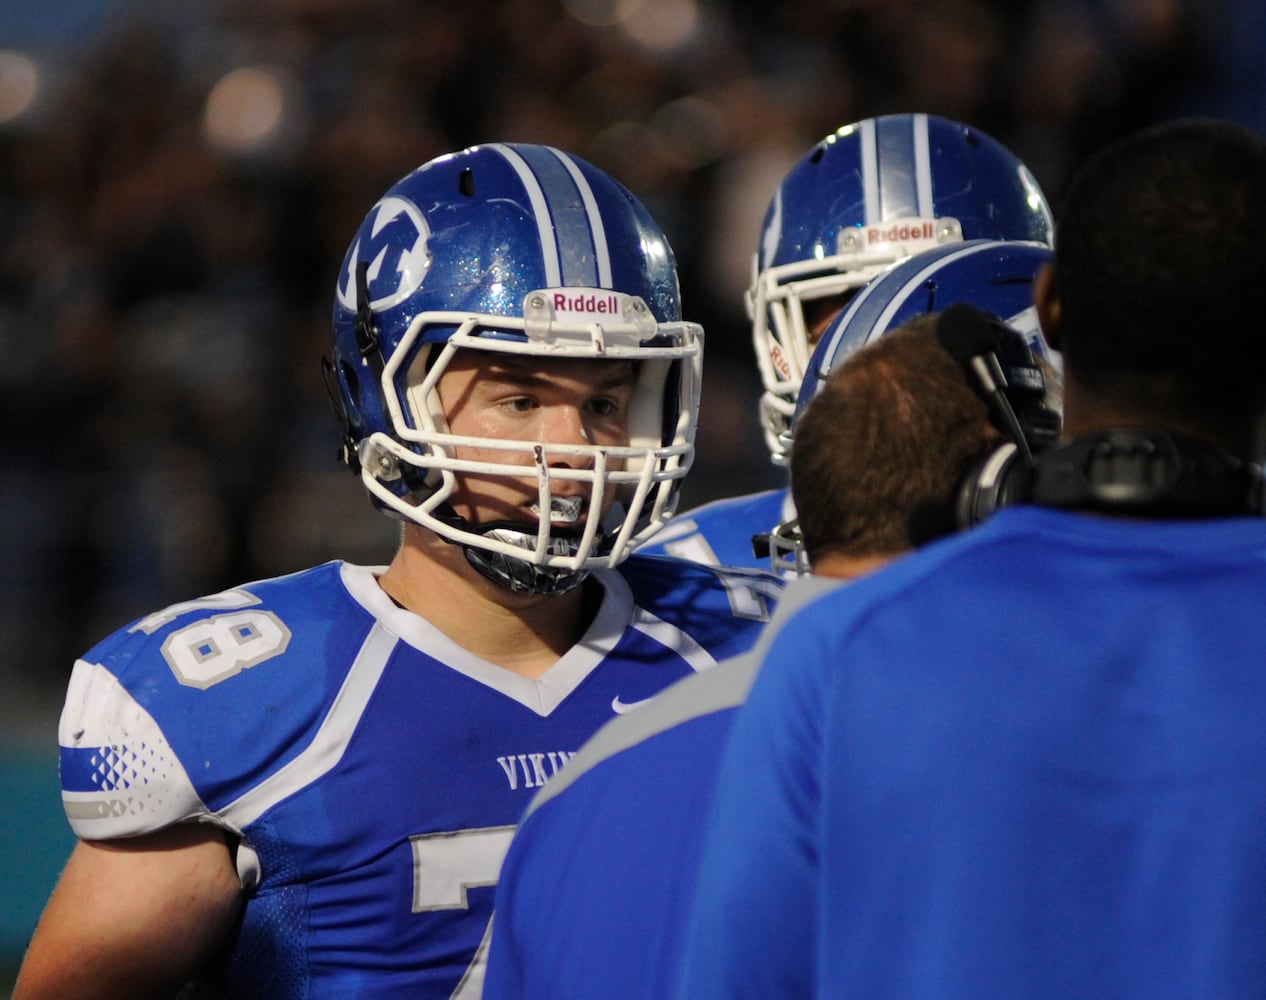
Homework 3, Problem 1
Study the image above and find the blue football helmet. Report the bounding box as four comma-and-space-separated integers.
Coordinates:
326, 142, 704, 595
750, 113, 1055, 465
766, 238, 1060, 576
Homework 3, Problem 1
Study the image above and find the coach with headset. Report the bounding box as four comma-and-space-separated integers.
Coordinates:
677, 117, 1266, 1000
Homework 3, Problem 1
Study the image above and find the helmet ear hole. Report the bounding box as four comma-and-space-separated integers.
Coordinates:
321, 354, 365, 473
341, 361, 361, 407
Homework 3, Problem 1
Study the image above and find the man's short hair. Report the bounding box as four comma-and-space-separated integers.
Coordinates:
790, 313, 998, 564
1054, 119, 1266, 421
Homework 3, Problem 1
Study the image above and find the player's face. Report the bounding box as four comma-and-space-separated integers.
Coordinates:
804, 289, 857, 349
435, 351, 636, 533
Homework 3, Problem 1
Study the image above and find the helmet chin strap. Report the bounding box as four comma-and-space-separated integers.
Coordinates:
429, 502, 597, 597
463, 537, 590, 597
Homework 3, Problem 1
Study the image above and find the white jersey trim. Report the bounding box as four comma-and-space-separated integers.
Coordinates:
339, 562, 636, 717
222, 620, 399, 828
629, 606, 719, 675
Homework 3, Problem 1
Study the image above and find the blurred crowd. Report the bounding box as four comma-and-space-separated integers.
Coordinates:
0, 0, 1259, 723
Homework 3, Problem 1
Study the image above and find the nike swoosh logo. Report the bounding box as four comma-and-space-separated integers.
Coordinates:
611, 694, 658, 714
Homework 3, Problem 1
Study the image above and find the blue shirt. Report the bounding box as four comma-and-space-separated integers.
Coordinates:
57, 556, 781, 998
637, 487, 795, 572
680, 506, 1266, 999
484, 578, 836, 1000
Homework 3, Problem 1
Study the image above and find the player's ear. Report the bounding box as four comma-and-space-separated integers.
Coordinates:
1034, 262, 1062, 352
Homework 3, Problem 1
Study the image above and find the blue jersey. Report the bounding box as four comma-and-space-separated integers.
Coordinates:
680, 506, 1266, 999
484, 578, 836, 1000
57, 557, 781, 999
637, 487, 794, 572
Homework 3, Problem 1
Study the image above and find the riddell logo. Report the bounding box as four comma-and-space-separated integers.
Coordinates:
866, 220, 936, 245
554, 292, 619, 314
770, 343, 792, 379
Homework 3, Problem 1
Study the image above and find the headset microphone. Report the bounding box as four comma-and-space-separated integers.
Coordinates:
934, 302, 1057, 460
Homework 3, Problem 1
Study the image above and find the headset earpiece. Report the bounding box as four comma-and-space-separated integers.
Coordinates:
954, 441, 1031, 528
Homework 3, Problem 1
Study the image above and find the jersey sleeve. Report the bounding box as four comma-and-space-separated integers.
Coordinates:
619, 554, 784, 664
58, 657, 210, 840
54, 566, 353, 849
636, 490, 793, 572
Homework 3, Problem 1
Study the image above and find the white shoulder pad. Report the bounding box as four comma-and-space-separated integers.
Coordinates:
59, 659, 210, 840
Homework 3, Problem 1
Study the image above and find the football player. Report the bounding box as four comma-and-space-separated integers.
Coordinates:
13, 143, 781, 1000
638, 112, 1055, 570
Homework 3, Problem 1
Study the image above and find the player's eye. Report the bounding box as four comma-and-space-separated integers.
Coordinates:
588, 397, 621, 418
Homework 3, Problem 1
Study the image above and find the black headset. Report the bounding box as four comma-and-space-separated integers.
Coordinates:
911, 303, 1264, 544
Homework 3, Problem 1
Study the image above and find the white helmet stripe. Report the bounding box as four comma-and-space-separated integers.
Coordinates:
873, 114, 921, 220
762, 187, 785, 269
551, 148, 613, 287
860, 118, 880, 223
493, 143, 562, 285
912, 112, 934, 216
492, 143, 606, 288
